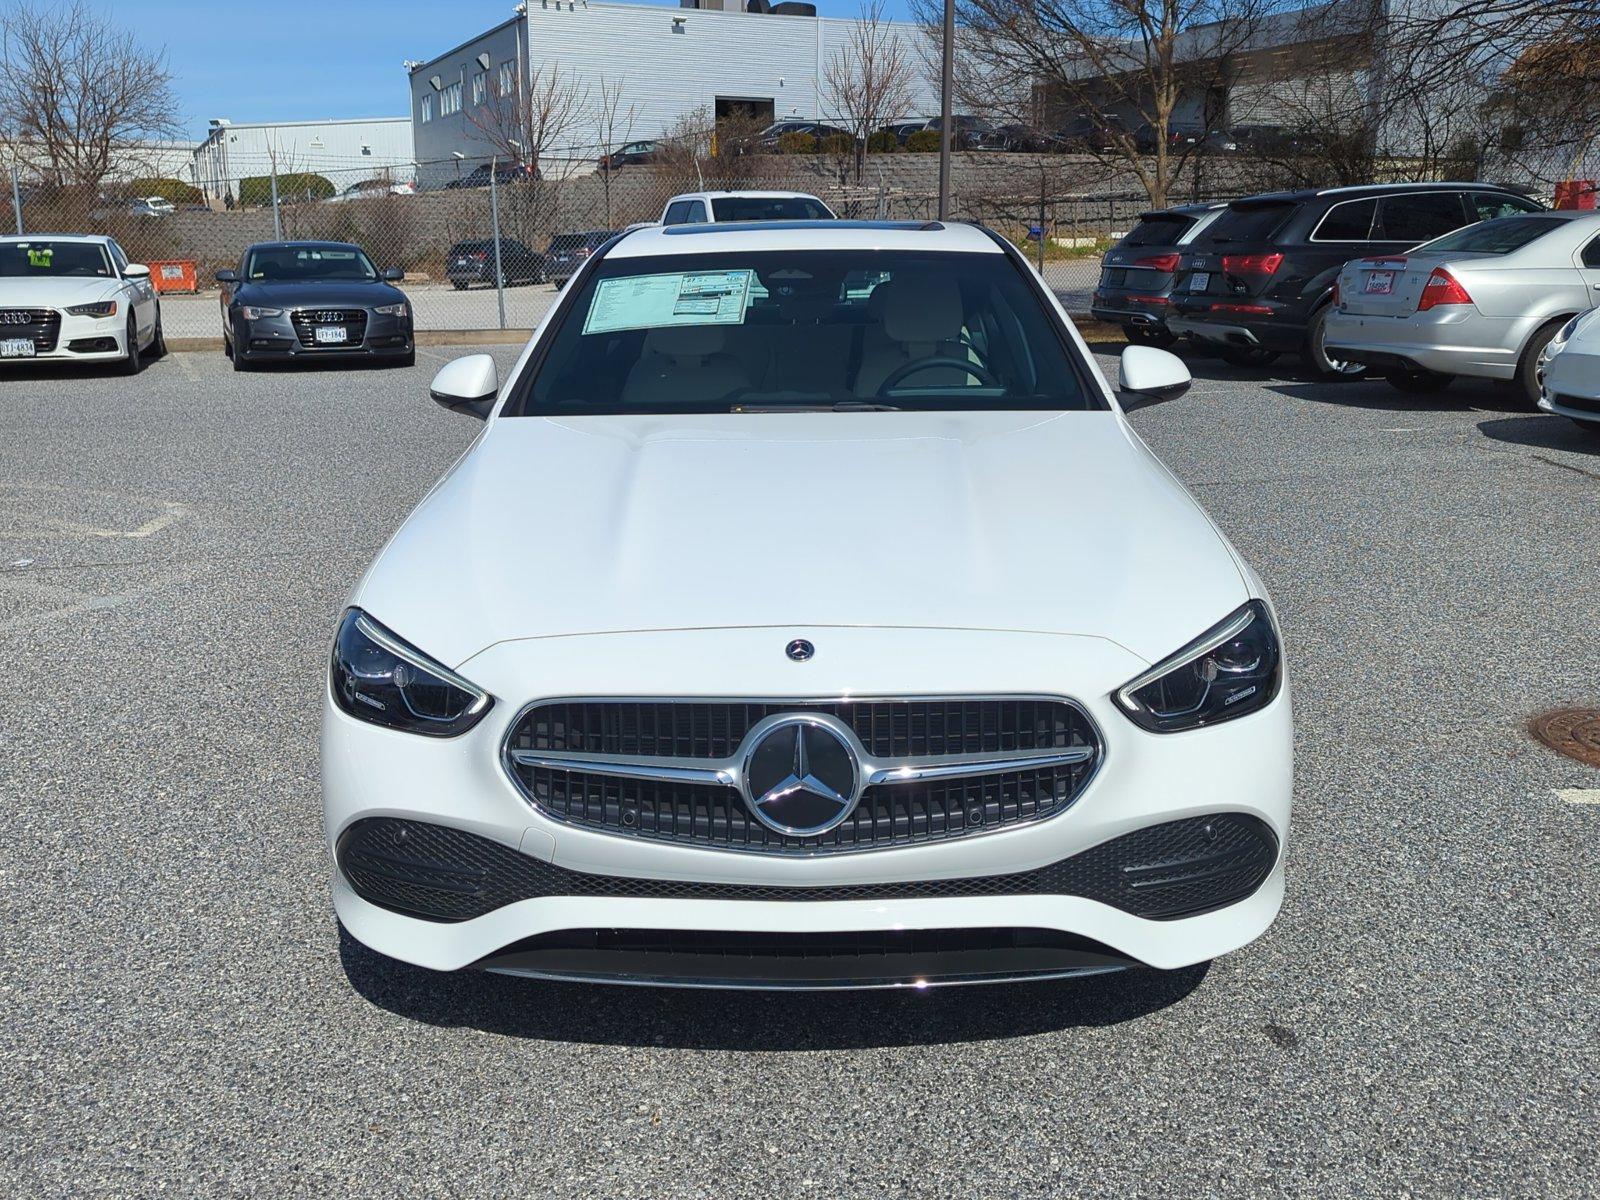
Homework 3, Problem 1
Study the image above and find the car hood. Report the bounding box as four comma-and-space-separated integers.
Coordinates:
355, 411, 1251, 668
0, 276, 119, 307
234, 280, 404, 307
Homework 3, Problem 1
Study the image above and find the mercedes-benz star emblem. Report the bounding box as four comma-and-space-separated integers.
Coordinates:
739, 715, 861, 836
785, 638, 814, 662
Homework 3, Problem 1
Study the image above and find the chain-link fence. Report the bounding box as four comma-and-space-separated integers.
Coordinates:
1, 142, 1486, 335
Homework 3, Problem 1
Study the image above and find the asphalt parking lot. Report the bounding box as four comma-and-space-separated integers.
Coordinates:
1, 343, 1595, 1197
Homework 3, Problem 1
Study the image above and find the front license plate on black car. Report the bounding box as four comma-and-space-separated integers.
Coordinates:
314, 326, 348, 345
1189, 272, 1211, 293
0, 337, 35, 357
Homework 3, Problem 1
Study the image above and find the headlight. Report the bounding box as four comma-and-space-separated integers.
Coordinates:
66, 300, 117, 317
240, 306, 283, 320
330, 609, 492, 737
1114, 600, 1281, 732
373, 302, 408, 317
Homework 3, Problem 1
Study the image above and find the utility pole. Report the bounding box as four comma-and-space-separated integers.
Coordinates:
488, 156, 508, 330
268, 142, 283, 240
938, 0, 954, 220
10, 168, 22, 235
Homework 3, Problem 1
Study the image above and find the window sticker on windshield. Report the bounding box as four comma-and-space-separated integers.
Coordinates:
582, 270, 754, 335
25, 246, 52, 268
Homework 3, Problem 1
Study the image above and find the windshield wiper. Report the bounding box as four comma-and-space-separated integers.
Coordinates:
729, 401, 902, 413
831, 401, 901, 411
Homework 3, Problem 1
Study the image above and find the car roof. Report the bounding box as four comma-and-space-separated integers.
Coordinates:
611, 220, 1001, 258
244, 240, 364, 251
666, 190, 828, 203
1229, 181, 1530, 207
0, 232, 112, 244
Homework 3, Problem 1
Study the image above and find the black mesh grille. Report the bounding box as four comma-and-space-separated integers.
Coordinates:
0, 308, 61, 351
1553, 393, 1600, 416
290, 309, 367, 347
505, 698, 1100, 854
337, 812, 1278, 924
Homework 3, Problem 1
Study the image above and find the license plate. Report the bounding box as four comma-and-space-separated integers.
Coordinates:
0, 337, 35, 357
314, 326, 348, 345
1364, 270, 1395, 295
1189, 272, 1211, 293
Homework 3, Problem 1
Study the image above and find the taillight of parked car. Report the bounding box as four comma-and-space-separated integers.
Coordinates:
1221, 253, 1284, 276
1133, 253, 1180, 271
1417, 268, 1472, 312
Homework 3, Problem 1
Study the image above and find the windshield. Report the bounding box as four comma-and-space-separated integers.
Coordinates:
245, 246, 377, 281
711, 197, 832, 221
0, 240, 113, 278
1203, 202, 1294, 244
509, 248, 1097, 416
1418, 216, 1571, 255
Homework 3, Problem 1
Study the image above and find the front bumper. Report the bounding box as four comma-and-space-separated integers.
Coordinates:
1090, 288, 1176, 330
0, 309, 129, 363
235, 309, 412, 360
323, 626, 1294, 985
1324, 308, 1531, 381
1540, 347, 1600, 424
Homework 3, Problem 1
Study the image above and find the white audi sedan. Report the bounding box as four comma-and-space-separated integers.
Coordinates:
1539, 308, 1600, 438
0, 234, 164, 372
324, 221, 1293, 989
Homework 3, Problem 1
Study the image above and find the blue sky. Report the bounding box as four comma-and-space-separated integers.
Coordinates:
107, 0, 913, 139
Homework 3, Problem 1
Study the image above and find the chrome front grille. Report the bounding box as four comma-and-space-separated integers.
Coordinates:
503, 697, 1103, 855
0, 308, 61, 351
289, 308, 367, 347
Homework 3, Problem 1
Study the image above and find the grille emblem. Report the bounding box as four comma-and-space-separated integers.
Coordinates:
739, 715, 861, 837
0, 311, 30, 325
312, 311, 344, 323
785, 638, 814, 662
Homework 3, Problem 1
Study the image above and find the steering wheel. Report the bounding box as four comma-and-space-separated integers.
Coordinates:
875, 356, 999, 395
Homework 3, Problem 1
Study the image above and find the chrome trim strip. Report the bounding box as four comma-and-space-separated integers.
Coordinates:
863, 745, 1096, 785
498, 694, 1107, 856
510, 749, 736, 787
481, 964, 1129, 991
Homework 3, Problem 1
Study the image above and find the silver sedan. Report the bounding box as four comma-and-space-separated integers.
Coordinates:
1324, 211, 1600, 403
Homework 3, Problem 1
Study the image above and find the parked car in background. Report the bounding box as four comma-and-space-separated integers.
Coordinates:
326, 179, 416, 203
757, 120, 854, 150
0, 233, 163, 373
598, 140, 660, 169
546, 230, 616, 288
1092, 203, 1227, 345
446, 161, 539, 189
216, 240, 413, 371
659, 190, 835, 225
1325, 211, 1600, 402
923, 114, 999, 149
444, 238, 546, 289
994, 124, 1057, 152
1539, 309, 1600, 437
1167, 182, 1545, 375
876, 120, 928, 146
128, 195, 175, 217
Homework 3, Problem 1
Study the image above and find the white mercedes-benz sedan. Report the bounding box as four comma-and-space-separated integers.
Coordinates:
1539, 308, 1600, 438
0, 234, 164, 371
324, 220, 1293, 990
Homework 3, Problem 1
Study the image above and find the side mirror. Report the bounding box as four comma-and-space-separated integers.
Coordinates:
383, 266, 405, 281
216, 268, 238, 283
124, 263, 151, 279
429, 353, 498, 420
1118, 345, 1191, 405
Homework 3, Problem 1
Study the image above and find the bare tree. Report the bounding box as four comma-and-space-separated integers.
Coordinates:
594, 75, 641, 228
917, 0, 1280, 208
824, 0, 918, 182
0, 1, 181, 193
465, 62, 590, 242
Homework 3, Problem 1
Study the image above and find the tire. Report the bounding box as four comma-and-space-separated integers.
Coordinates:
553, 277, 566, 291
117, 314, 142, 375
392, 348, 416, 368
1515, 319, 1565, 409
1217, 344, 1279, 367
147, 308, 167, 360
1303, 305, 1368, 380
230, 326, 252, 372
1385, 369, 1453, 394
451, 281, 467, 291
1123, 323, 1176, 348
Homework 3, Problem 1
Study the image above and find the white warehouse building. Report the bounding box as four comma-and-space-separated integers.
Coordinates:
408, 1, 939, 186
192, 117, 417, 206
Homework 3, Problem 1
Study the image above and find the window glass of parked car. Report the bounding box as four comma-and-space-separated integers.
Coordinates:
1469, 192, 1544, 221
515, 249, 1095, 415
710, 196, 833, 222
1418, 215, 1572, 256
1311, 198, 1377, 242
0, 240, 113, 277
1201, 202, 1294, 244
1120, 212, 1194, 246
245, 246, 379, 281
1376, 192, 1467, 242
1583, 236, 1600, 269
662, 200, 709, 226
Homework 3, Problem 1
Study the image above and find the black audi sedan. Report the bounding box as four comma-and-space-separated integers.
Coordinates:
216, 241, 413, 371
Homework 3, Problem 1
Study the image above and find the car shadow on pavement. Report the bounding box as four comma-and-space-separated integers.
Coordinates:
337, 926, 1209, 1048
1478, 413, 1600, 456
1264, 378, 1529, 414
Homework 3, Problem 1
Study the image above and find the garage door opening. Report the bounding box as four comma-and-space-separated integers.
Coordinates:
714, 96, 774, 156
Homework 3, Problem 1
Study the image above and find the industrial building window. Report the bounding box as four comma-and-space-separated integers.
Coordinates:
472, 71, 487, 105
498, 60, 516, 97
421, 94, 433, 123
441, 81, 463, 117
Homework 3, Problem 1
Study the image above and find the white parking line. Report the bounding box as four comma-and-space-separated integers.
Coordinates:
1554, 788, 1600, 805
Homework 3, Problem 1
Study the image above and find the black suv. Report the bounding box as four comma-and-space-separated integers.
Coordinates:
545, 230, 616, 288
1167, 183, 1544, 376
445, 238, 545, 289
1092, 203, 1225, 345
